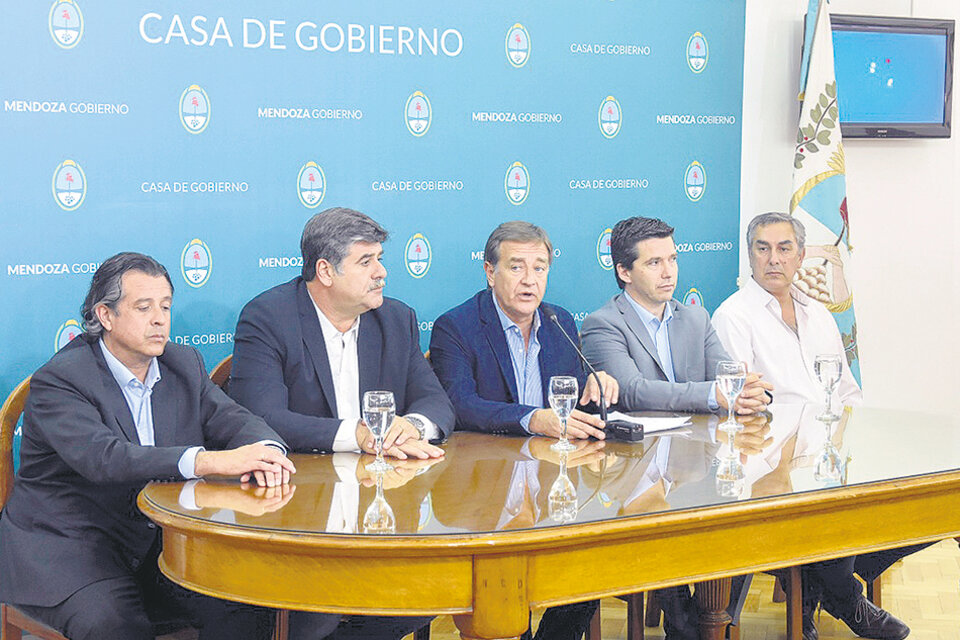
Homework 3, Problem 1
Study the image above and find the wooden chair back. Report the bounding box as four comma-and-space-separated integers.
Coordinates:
210, 355, 233, 391
0, 376, 30, 510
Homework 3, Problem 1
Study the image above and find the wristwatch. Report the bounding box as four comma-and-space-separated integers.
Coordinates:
406, 415, 427, 441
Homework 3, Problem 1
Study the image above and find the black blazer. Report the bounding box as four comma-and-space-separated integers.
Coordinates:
230, 277, 455, 452
0, 335, 283, 607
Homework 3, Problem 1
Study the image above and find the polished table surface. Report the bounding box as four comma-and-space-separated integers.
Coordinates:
139, 405, 960, 639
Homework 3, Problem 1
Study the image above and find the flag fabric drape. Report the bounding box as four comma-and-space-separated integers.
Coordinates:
792, 0, 861, 383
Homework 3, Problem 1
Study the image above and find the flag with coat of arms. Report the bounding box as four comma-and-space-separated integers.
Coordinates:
792, 0, 861, 384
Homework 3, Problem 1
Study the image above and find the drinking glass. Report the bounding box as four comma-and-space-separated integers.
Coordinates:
363, 390, 395, 473
548, 376, 579, 453
362, 472, 396, 534
814, 354, 842, 423
716, 361, 747, 433
548, 452, 578, 523
715, 429, 745, 497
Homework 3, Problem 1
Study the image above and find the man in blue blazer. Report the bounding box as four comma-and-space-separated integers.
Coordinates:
430, 221, 615, 441
231, 208, 452, 640
429, 221, 617, 640
0, 253, 295, 640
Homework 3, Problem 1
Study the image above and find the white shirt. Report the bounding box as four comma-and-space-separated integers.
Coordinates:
712, 277, 861, 406
312, 301, 439, 451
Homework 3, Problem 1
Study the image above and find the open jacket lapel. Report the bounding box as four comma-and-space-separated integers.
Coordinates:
357, 312, 382, 399
480, 291, 519, 403
616, 293, 668, 380
91, 344, 140, 444
296, 281, 338, 415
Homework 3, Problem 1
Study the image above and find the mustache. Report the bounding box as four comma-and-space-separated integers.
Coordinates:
369, 278, 386, 291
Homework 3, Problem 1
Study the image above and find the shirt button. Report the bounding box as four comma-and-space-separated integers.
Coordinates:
147, 523, 157, 529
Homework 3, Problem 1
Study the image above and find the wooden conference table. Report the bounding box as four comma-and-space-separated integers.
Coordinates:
139, 404, 960, 640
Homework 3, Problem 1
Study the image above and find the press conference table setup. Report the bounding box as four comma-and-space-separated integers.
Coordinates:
139, 405, 960, 640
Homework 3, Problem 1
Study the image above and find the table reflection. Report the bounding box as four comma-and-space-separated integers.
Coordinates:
143, 404, 960, 537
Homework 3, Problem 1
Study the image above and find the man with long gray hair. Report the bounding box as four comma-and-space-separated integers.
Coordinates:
0, 252, 295, 640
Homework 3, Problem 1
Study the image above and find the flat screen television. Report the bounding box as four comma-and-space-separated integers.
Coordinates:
828, 14, 954, 138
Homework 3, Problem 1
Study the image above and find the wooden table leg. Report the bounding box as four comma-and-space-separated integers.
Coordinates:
694, 578, 732, 640
454, 555, 528, 640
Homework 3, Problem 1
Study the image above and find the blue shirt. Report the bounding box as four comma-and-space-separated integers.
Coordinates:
622, 293, 718, 410
99, 340, 201, 478
492, 294, 543, 433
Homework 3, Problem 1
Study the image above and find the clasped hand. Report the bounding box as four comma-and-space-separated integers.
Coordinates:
530, 370, 619, 440
356, 417, 445, 460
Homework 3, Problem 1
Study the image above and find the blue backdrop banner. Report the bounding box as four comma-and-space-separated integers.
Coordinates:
1, 2, 746, 439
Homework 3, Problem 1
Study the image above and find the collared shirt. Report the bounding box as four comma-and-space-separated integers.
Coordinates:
622, 292, 718, 409
314, 306, 363, 452
492, 293, 543, 433
99, 340, 201, 479
312, 300, 438, 451
712, 276, 862, 406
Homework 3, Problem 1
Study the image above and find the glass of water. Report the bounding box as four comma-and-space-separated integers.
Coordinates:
716, 361, 747, 433
814, 354, 842, 423
548, 376, 578, 453
363, 390, 395, 473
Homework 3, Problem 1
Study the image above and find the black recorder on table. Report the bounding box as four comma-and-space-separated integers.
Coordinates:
544, 309, 644, 442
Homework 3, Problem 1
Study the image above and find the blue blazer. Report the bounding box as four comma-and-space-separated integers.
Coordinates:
230, 277, 455, 452
429, 289, 587, 437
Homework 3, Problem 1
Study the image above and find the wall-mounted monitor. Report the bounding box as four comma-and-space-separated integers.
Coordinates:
829, 14, 954, 138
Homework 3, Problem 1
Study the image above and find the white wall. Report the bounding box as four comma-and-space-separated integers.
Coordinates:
741, 0, 960, 413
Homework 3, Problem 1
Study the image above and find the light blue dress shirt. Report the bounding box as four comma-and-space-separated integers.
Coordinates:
492, 294, 543, 433
622, 293, 718, 410
99, 340, 201, 478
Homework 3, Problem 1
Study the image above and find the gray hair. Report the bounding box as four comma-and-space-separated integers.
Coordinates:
483, 221, 553, 268
746, 212, 806, 250
81, 252, 173, 339
301, 207, 389, 280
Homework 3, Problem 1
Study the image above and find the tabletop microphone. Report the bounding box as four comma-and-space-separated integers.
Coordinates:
543, 307, 607, 422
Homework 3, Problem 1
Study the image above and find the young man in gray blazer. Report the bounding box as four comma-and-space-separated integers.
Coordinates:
581, 216, 772, 415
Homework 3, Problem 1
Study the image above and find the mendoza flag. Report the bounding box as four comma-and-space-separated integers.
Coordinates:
791, 0, 861, 384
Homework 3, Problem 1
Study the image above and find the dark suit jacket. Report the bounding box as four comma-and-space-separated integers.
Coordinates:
230, 277, 454, 452
0, 335, 282, 607
429, 289, 587, 437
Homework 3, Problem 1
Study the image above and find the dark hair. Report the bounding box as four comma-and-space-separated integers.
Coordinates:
301, 207, 389, 280
483, 221, 553, 268
610, 217, 675, 289
81, 252, 173, 338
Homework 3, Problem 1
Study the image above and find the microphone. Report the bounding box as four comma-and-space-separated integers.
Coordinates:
543, 307, 607, 422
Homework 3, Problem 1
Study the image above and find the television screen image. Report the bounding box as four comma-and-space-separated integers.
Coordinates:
827, 15, 954, 138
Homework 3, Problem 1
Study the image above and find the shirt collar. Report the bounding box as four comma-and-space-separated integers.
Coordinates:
313, 299, 360, 342
491, 291, 541, 337
99, 339, 161, 390
623, 290, 673, 330
744, 276, 809, 309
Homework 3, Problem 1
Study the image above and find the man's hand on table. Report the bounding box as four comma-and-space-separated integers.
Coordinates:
716, 373, 774, 414
529, 408, 606, 440
194, 443, 296, 488
357, 418, 445, 460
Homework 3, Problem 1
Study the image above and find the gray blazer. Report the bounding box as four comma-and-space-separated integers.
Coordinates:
581, 294, 730, 412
